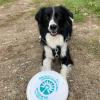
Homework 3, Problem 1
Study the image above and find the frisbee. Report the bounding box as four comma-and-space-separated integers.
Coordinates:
26, 71, 69, 100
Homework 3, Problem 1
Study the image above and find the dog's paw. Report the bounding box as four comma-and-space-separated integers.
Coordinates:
60, 64, 72, 79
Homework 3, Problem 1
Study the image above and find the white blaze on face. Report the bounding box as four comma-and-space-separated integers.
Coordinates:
48, 7, 57, 32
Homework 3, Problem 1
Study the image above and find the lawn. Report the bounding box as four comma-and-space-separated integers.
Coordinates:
1, 0, 100, 22
64, 0, 100, 21
32, 0, 100, 22
0, 0, 15, 5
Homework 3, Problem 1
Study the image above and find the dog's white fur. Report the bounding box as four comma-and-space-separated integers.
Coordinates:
48, 19, 57, 32
46, 33, 65, 49
42, 58, 52, 70
42, 33, 71, 78
44, 46, 54, 59
48, 7, 57, 32
61, 42, 68, 57
60, 64, 72, 78
69, 17, 74, 22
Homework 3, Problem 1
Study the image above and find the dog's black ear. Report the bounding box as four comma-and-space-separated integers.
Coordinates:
59, 6, 73, 22
59, 6, 73, 38
35, 7, 45, 23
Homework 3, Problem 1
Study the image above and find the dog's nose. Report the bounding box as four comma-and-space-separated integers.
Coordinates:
50, 24, 57, 31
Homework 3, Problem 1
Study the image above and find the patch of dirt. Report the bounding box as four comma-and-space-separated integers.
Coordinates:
0, 0, 100, 100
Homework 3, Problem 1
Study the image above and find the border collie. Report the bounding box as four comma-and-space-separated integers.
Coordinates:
35, 6, 73, 78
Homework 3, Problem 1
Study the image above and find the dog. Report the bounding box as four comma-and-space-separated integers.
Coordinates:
35, 6, 73, 79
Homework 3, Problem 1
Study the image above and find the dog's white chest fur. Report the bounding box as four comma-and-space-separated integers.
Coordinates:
46, 33, 64, 49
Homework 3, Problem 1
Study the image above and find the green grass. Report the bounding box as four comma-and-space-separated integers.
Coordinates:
64, 0, 100, 21
0, 0, 99, 22
32, 0, 100, 22
0, 0, 14, 5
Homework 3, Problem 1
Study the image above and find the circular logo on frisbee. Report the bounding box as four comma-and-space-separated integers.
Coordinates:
40, 79, 55, 95
35, 75, 58, 100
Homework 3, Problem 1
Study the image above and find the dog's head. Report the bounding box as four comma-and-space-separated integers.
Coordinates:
35, 6, 73, 36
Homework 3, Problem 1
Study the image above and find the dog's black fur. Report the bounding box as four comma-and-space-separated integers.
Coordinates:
35, 6, 73, 73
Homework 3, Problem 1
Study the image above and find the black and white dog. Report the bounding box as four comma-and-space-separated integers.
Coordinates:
35, 6, 73, 78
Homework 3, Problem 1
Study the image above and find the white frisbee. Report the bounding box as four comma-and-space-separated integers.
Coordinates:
26, 71, 69, 100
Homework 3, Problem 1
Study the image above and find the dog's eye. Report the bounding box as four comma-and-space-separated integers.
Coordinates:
46, 16, 49, 20
46, 14, 51, 20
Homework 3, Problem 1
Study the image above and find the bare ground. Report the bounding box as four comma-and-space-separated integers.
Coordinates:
0, 0, 100, 100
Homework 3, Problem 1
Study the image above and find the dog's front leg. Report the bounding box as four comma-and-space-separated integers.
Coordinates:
60, 47, 73, 79
41, 46, 53, 71
42, 58, 52, 71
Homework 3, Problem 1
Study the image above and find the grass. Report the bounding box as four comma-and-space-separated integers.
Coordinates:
0, 0, 100, 22
0, 0, 14, 5
64, 0, 100, 22
32, 0, 100, 22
